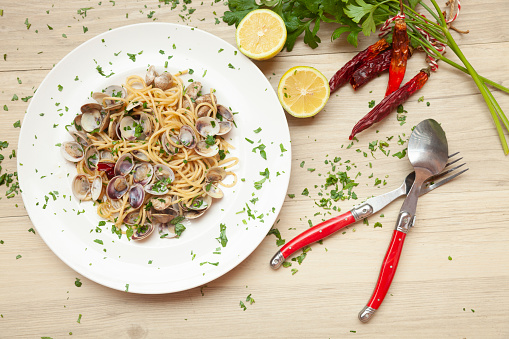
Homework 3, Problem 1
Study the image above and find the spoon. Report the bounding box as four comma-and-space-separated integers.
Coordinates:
358, 119, 448, 323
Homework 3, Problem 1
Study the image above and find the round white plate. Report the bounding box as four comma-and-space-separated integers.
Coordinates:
18, 23, 291, 294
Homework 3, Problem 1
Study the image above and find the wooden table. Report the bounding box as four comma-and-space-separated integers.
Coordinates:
1, 1, 508, 337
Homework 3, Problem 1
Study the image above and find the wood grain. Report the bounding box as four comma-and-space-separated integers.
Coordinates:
1, 0, 509, 338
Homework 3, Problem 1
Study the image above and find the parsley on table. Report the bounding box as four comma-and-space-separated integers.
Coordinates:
267, 228, 285, 247
75, 278, 82, 287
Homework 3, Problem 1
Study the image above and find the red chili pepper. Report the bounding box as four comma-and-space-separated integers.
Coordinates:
349, 68, 430, 140
97, 162, 115, 180
385, 18, 409, 96
329, 39, 390, 93
350, 49, 392, 91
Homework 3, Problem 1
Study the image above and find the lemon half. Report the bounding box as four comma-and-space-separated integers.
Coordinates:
236, 9, 287, 61
277, 66, 330, 118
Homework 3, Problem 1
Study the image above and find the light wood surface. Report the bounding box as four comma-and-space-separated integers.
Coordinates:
1, 1, 508, 338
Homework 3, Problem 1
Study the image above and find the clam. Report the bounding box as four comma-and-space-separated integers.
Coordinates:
84, 146, 100, 171
119, 116, 138, 141
132, 162, 153, 186
185, 82, 202, 100
153, 164, 175, 184
188, 194, 212, 211
216, 104, 234, 121
150, 195, 174, 211
178, 125, 197, 149
69, 130, 90, 147
132, 222, 154, 241
124, 209, 142, 225
149, 206, 178, 224
106, 175, 129, 200
129, 184, 145, 209
195, 94, 217, 118
203, 182, 223, 199
157, 223, 177, 239
72, 174, 91, 200
144, 182, 169, 196
80, 109, 102, 132
195, 117, 220, 137
145, 65, 157, 87
161, 132, 180, 155
80, 103, 102, 114
154, 72, 174, 91
139, 112, 153, 138
206, 166, 227, 183
132, 150, 150, 162
74, 114, 83, 131
90, 175, 103, 201
108, 117, 119, 140
195, 140, 219, 157
184, 208, 207, 220
61, 141, 84, 162
126, 101, 142, 112
216, 120, 233, 136
114, 153, 135, 176
92, 85, 126, 111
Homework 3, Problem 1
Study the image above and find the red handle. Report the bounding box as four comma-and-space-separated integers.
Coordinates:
367, 229, 407, 309
280, 211, 356, 259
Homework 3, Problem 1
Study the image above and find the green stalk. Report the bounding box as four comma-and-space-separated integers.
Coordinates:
429, 0, 508, 154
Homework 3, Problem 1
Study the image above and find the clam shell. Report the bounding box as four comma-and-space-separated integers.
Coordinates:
132, 222, 154, 241
153, 164, 175, 184
129, 184, 145, 209
72, 174, 91, 200
144, 182, 169, 196
206, 166, 227, 183
154, 72, 174, 91
150, 195, 174, 211
106, 175, 130, 200
114, 153, 135, 176
203, 182, 223, 199
80, 110, 102, 132
195, 117, 220, 137
61, 141, 84, 162
119, 116, 138, 141
84, 146, 99, 171
146, 65, 157, 87
124, 209, 142, 225
68, 130, 90, 148
217, 105, 234, 121
161, 132, 180, 155
149, 207, 178, 224
90, 175, 103, 201
216, 120, 233, 136
157, 223, 177, 239
178, 125, 197, 149
131, 150, 150, 162
195, 140, 219, 157
132, 162, 153, 186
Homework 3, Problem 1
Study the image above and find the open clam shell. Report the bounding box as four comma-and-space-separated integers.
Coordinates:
72, 174, 91, 200
119, 116, 138, 141
157, 223, 177, 239
132, 162, 153, 186
144, 182, 169, 196
196, 117, 220, 137
80, 110, 102, 132
114, 153, 135, 176
132, 222, 154, 241
145, 65, 157, 87
68, 130, 90, 148
203, 182, 223, 199
93, 85, 126, 111
61, 141, 84, 162
179, 125, 197, 149
216, 104, 234, 121
132, 150, 150, 162
90, 175, 103, 201
206, 166, 227, 183
161, 132, 180, 155
106, 175, 130, 200
150, 195, 174, 211
216, 121, 233, 136
124, 209, 142, 225
153, 164, 175, 184
129, 184, 145, 209
84, 146, 100, 171
195, 140, 219, 157
149, 207, 178, 224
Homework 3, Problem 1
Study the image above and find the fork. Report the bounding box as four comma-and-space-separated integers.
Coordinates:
270, 152, 468, 269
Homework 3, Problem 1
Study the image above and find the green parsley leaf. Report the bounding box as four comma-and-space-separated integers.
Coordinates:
75, 278, 82, 287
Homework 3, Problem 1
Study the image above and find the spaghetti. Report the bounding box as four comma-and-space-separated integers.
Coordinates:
61, 66, 238, 240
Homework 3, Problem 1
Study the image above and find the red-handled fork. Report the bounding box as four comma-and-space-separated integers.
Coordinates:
269, 153, 467, 269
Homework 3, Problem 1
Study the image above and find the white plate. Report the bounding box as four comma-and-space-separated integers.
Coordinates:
18, 23, 291, 294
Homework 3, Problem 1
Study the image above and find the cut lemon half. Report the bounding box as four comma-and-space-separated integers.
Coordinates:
277, 66, 330, 118
236, 9, 287, 60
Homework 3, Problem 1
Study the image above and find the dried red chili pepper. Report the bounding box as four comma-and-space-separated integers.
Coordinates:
329, 39, 390, 93
350, 49, 392, 90
97, 162, 115, 180
385, 17, 409, 96
349, 68, 430, 140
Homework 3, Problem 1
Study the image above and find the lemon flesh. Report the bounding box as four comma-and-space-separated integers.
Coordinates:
278, 66, 330, 118
236, 9, 287, 61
